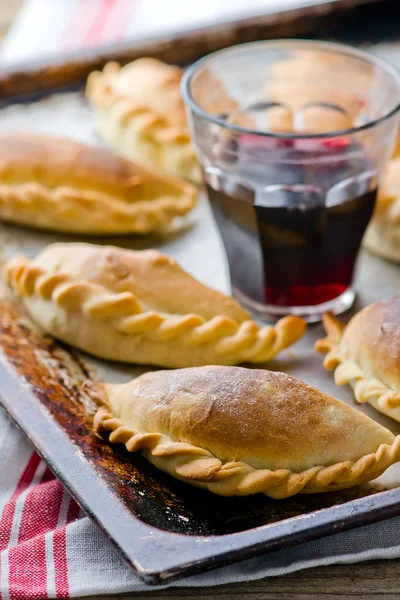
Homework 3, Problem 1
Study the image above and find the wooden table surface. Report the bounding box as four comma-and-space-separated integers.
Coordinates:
1, 1, 400, 598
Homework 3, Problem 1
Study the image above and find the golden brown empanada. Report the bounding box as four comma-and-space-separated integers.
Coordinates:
88, 365, 400, 498
364, 158, 400, 262
264, 51, 369, 133
316, 298, 400, 422
86, 58, 200, 183
5, 243, 306, 368
0, 132, 196, 234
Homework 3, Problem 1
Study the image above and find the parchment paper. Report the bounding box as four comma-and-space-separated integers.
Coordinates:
0, 91, 399, 491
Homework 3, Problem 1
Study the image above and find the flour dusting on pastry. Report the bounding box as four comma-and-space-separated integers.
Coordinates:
90, 365, 400, 499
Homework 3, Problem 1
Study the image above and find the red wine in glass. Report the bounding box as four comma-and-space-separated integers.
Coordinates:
205, 137, 377, 311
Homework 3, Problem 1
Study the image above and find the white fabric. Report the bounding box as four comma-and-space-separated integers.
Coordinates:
66, 504, 400, 595
2, 0, 337, 65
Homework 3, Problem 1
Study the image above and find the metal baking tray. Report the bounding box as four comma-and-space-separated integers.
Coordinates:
0, 0, 400, 585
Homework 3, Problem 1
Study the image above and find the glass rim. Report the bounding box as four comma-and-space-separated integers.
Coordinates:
181, 39, 400, 140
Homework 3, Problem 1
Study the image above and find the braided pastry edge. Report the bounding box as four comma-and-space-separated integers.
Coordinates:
86, 63, 192, 143
92, 398, 400, 499
86, 64, 200, 184
315, 312, 400, 416
0, 179, 195, 235
6, 255, 306, 366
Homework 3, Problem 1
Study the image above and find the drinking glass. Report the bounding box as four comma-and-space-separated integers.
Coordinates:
182, 40, 400, 322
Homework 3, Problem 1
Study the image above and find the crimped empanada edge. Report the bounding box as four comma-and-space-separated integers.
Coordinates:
315, 312, 400, 420
6, 255, 306, 367
0, 178, 196, 235
86, 63, 201, 185
92, 395, 400, 499
86, 64, 192, 144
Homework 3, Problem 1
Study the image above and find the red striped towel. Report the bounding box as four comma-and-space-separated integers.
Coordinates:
0, 435, 80, 598
0, 410, 144, 599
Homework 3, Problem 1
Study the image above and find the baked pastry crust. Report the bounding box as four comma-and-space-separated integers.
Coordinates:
364, 158, 400, 262
88, 365, 400, 498
315, 298, 400, 421
0, 132, 196, 234
86, 58, 200, 183
264, 51, 369, 133
5, 243, 306, 368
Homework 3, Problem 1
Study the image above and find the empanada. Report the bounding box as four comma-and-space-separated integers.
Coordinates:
86, 58, 200, 183
364, 158, 400, 262
264, 51, 369, 133
88, 365, 400, 498
5, 243, 306, 368
0, 132, 196, 234
316, 298, 400, 422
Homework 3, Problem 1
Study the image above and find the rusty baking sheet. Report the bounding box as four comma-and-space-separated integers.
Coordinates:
0, 0, 400, 584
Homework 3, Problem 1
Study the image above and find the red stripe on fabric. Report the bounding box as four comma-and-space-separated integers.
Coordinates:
0, 453, 41, 551
82, 0, 121, 47
61, 0, 94, 52
53, 527, 69, 598
66, 499, 80, 524
14, 454, 42, 494
107, 0, 138, 44
61, 1, 83, 46
8, 536, 47, 600
15, 480, 63, 544
51, 494, 81, 598
8, 480, 65, 600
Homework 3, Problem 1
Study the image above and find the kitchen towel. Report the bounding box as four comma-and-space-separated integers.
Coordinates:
2, 408, 400, 599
